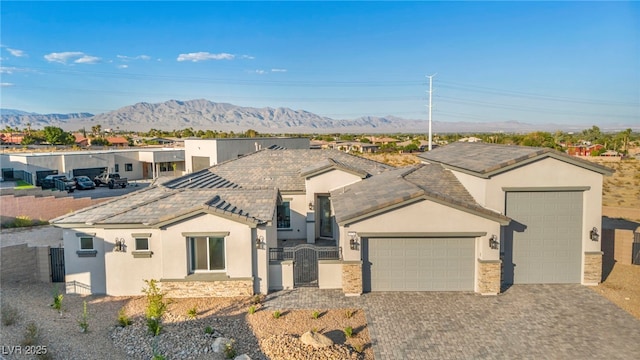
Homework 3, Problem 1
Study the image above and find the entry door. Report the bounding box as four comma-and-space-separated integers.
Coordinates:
318, 195, 333, 238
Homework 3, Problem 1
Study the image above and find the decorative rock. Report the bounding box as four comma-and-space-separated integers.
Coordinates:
300, 331, 334, 348
234, 355, 251, 360
212, 337, 232, 353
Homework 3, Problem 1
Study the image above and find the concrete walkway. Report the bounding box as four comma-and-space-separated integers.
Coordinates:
265, 285, 640, 359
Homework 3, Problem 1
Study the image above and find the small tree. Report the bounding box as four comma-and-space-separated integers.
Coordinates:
142, 279, 167, 336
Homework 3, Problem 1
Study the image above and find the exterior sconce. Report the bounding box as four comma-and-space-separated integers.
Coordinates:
590, 227, 599, 242
256, 235, 265, 249
114, 238, 126, 252
489, 235, 499, 250
308, 202, 314, 210
348, 231, 359, 251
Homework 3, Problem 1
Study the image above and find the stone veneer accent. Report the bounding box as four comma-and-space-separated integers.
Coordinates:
160, 279, 253, 298
583, 251, 603, 285
477, 259, 501, 295
342, 262, 362, 296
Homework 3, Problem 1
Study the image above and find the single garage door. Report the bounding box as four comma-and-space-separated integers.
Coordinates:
506, 191, 582, 284
365, 237, 475, 291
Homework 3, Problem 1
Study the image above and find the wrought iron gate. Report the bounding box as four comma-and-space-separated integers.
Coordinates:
293, 245, 319, 287
50, 247, 65, 283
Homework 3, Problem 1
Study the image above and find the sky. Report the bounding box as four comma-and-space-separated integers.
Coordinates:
1, 1, 638, 127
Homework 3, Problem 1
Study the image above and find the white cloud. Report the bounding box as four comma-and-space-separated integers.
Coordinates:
240, 55, 255, 60
0, 66, 35, 74
74, 55, 100, 64
176, 52, 235, 62
117, 54, 151, 61
7, 48, 27, 57
254, 69, 266, 75
44, 52, 100, 64
117, 64, 129, 69
0, 82, 15, 87
271, 68, 287, 73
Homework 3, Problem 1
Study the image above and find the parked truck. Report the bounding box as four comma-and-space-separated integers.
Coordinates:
94, 172, 128, 189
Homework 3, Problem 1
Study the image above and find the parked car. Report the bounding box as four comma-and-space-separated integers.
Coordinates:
93, 172, 128, 189
72, 176, 96, 190
41, 175, 76, 193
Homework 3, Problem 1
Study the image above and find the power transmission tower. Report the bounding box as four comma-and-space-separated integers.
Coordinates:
427, 74, 436, 151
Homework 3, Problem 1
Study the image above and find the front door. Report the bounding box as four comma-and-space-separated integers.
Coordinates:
318, 195, 333, 238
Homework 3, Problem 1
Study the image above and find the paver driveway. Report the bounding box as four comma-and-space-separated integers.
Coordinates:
265, 284, 640, 359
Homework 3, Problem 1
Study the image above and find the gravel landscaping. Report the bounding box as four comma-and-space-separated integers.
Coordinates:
0, 283, 371, 360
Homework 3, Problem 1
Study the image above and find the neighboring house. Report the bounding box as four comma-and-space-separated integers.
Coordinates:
331, 141, 379, 153
51, 142, 612, 298
73, 134, 89, 147
0, 132, 25, 145
106, 136, 129, 147
567, 143, 604, 156
364, 136, 397, 145
458, 136, 483, 143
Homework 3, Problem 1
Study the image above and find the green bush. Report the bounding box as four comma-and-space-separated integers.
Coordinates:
272, 310, 281, 319
117, 308, 132, 327
142, 279, 167, 336
78, 301, 89, 333
343, 326, 354, 338
248, 305, 257, 315
224, 340, 236, 359
187, 306, 197, 319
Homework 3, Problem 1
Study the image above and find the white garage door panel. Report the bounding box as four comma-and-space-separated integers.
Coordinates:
368, 238, 474, 291
507, 191, 582, 284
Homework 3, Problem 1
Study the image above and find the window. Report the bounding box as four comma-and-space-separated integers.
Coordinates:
114, 164, 119, 172
80, 237, 94, 250
135, 238, 149, 251
124, 163, 133, 172
189, 237, 225, 271
277, 201, 291, 229
159, 162, 174, 172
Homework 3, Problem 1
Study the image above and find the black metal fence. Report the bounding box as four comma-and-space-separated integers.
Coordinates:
269, 245, 342, 261
633, 232, 640, 265
50, 247, 65, 282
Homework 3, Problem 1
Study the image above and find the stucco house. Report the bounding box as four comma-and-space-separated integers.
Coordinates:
51, 142, 612, 297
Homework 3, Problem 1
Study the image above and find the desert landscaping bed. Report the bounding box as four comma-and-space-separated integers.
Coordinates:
0, 283, 371, 360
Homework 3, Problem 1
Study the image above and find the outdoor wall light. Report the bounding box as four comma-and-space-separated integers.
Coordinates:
114, 238, 126, 252
489, 235, 499, 250
348, 231, 359, 251
255, 235, 265, 249
308, 202, 314, 210
590, 227, 599, 242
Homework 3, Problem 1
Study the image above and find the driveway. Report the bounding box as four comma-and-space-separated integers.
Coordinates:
265, 285, 640, 359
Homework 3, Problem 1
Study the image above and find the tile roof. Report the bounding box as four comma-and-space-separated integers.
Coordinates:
52, 149, 391, 227
169, 149, 393, 192
331, 164, 510, 225
52, 186, 277, 226
418, 142, 613, 176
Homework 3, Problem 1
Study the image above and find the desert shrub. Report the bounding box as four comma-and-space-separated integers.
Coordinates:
224, 339, 236, 359
1, 303, 20, 326
248, 305, 257, 315
78, 301, 89, 333
344, 326, 354, 338
117, 308, 132, 327
272, 310, 281, 319
21, 322, 39, 346
187, 306, 197, 319
142, 279, 167, 336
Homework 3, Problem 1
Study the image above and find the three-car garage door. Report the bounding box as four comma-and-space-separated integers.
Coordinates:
506, 191, 583, 284
364, 237, 475, 291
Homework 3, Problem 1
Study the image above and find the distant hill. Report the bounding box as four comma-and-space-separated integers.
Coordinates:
2, 99, 636, 133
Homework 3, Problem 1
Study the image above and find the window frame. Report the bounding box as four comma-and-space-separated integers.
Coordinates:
188, 236, 226, 273
79, 236, 94, 250
277, 200, 291, 230
124, 163, 133, 172
135, 237, 149, 251
114, 164, 119, 173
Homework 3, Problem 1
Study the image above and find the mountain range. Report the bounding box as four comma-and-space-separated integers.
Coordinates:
1, 99, 636, 134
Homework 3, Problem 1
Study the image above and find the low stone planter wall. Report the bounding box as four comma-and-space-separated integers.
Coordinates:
160, 279, 253, 297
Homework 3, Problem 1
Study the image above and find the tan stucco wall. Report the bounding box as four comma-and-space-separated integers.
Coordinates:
103, 228, 163, 296
318, 261, 343, 289
340, 199, 502, 293
451, 157, 605, 285
341, 199, 502, 262
278, 194, 307, 240
63, 228, 107, 294
161, 213, 254, 280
